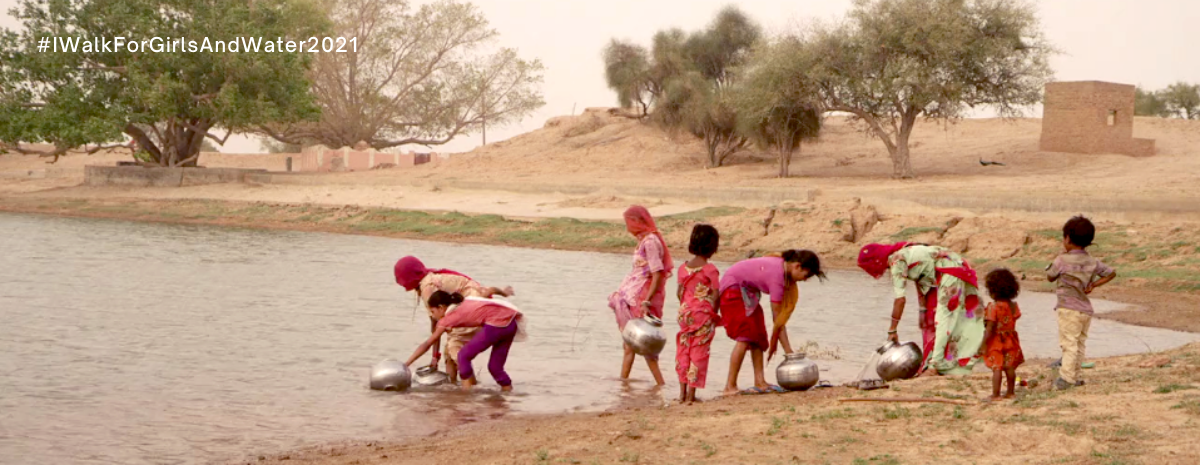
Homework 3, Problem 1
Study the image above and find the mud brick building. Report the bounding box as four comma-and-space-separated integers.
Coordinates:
1039, 81, 1155, 157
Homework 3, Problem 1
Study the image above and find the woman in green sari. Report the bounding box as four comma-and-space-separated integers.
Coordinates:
858, 243, 985, 376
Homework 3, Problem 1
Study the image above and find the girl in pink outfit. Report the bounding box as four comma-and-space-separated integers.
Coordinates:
405, 291, 527, 392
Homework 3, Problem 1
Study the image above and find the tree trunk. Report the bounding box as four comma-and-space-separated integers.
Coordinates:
707, 134, 720, 168
891, 114, 917, 179
778, 148, 792, 178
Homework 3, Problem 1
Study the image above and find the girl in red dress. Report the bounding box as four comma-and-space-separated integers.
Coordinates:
675, 224, 720, 404
981, 268, 1025, 399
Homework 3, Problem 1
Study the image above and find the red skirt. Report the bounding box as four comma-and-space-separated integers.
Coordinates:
718, 287, 768, 351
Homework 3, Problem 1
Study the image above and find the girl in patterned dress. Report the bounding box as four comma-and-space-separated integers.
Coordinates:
676, 224, 720, 404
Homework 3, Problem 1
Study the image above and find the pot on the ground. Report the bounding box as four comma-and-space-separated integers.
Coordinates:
776, 353, 820, 391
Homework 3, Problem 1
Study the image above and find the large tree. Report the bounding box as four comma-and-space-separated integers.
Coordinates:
735, 37, 822, 178
259, 0, 545, 150
1160, 82, 1200, 120
1135, 86, 1170, 117
805, 0, 1055, 178
602, 6, 760, 168
0, 0, 326, 165
602, 39, 652, 117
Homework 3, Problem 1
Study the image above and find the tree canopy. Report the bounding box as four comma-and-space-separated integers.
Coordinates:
805, 0, 1055, 178
258, 0, 545, 150
734, 37, 822, 178
602, 6, 761, 168
0, 0, 327, 165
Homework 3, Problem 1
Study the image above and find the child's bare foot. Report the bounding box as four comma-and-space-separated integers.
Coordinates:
501, 385, 513, 392
1002, 393, 1015, 399
721, 387, 740, 397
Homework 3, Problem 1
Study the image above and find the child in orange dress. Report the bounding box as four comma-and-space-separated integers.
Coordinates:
981, 268, 1024, 399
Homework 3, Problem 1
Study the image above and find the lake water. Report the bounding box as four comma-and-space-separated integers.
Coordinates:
1, 213, 1195, 464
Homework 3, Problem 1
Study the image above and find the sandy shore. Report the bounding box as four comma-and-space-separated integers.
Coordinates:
238, 344, 1200, 465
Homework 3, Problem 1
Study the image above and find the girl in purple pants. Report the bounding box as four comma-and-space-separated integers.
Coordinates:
406, 291, 527, 391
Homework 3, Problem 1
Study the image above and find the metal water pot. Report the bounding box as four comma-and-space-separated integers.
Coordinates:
775, 352, 820, 391
875, 340, 924, 381
621, 315, 666, 356
369, 359, 412, 391
413, 366, 450, 386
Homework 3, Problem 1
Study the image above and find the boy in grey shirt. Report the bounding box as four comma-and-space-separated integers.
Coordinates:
1047, 216, 1117, 390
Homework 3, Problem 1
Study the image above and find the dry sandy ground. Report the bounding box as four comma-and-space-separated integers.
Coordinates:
238, 344, 1200, 465
6, 111, 1200, 222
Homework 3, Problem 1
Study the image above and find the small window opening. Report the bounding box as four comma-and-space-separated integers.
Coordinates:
1107, 110, 1117, 126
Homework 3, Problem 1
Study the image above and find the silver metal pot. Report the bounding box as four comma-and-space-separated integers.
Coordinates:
621, 315, 666, 356
369, 359, 411, 391
413, 366, 450, 386
775, 352, 820, 391
875, 340, 924, 381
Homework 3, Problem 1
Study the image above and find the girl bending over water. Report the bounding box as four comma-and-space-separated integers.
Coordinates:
718, 250, 825, 396
394, 256, 514, 383
405, 291, 527, 391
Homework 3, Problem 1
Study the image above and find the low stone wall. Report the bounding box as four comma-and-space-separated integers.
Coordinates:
84, 166, 267, 187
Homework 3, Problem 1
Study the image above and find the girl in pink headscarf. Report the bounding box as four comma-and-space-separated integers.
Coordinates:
608, 206, 673, 385
394, 256, 514, 383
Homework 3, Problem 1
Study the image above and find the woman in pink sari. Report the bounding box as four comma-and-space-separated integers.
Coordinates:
608, 206, 672, 385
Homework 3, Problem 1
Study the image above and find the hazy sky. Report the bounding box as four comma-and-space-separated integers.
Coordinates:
2, 0, 1197, 153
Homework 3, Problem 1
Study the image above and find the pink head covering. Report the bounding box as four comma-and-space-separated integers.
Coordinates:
857, 242, 910, 279
393, 256, 471, 291
623, 205, 673, 271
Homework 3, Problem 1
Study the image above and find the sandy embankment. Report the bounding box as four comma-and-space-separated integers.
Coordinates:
243, 344, 1200, 465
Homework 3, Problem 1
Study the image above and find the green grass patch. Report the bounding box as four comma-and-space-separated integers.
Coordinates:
810, 408, 856, 421
766, 416, 786, 436
879, 405, 911, 420
1154, 384, 1198, 394
853, 455, 901, 465
661, 206, 746, 222
1170, 399, 1200, 415
891, 227, 941, 241
1034, 229, 1062, 240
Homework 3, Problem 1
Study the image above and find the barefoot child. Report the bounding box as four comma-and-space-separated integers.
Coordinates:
608, 206, 672, 385
718, 250, 825, 396
981, 268, 1024, 399
1047, 216, 1117, 390
405, 291, 527, 392
675, 225, 721, 404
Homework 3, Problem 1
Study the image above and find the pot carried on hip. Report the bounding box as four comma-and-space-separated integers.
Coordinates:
622, 315, 667, 356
